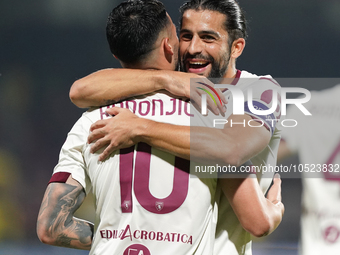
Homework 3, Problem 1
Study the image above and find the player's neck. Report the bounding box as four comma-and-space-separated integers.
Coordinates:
123, 54, 174, 71
222, 60, 237, 79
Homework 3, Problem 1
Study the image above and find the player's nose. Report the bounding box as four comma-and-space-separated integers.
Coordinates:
187, 36, 203, 55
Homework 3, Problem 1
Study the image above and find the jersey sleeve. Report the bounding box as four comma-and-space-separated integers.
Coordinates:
50, 115, 92, 194
244, 77, 282, 136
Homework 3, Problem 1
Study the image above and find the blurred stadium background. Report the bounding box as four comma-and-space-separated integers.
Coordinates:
1, 0, 339, 254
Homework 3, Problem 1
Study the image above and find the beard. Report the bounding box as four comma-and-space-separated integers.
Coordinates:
180, 52, 230, 79
208, 57, 229, 79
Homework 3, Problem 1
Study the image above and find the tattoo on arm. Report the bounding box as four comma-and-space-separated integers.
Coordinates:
38, 182, 94, 250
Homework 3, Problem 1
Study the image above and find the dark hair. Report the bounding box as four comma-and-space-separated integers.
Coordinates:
106, 0, 169, 64
179, 0, 247, 46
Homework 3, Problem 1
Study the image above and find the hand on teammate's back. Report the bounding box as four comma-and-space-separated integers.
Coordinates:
88, 107, 141, 161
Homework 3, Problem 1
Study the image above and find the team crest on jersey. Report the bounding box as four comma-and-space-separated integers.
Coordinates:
155, 202, 164, 211
323, 225, 340, 243
123, 244, 151, 255
123, 200, 131, 210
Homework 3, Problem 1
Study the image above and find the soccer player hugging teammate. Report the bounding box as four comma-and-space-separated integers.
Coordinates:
37, 0, 284, 254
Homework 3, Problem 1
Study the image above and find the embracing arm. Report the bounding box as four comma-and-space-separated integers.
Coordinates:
221, 174, 284, 237
87, 107, 190, 161
189, 114, 270, 166
89, 107, 269, 166
70, 69, 198, 108
37, 176, 93, 250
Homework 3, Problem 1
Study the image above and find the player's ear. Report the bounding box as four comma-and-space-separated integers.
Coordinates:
164, 38, 174, 56
230, 38, 245, 59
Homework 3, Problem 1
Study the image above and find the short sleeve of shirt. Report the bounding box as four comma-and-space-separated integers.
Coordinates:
244, 77, 282, 136
51, 115, 92, 194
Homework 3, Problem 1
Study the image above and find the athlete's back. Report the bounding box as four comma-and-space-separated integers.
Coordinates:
53, 92, 217, 254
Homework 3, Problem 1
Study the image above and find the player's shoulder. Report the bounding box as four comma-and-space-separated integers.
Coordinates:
71, 107, 105, 127
238, 70, 280, 89
63, 109, 98, 137
239, 70, 272, 80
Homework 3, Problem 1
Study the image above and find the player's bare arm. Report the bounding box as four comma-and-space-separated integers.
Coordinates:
89, 107, 270, 167
221, 174, 284, 237
70, 68, 226, 114
88, 107, 190, 161
190, 114, 271, 166
37, 176, 94, 250
70, 69, 194, 108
